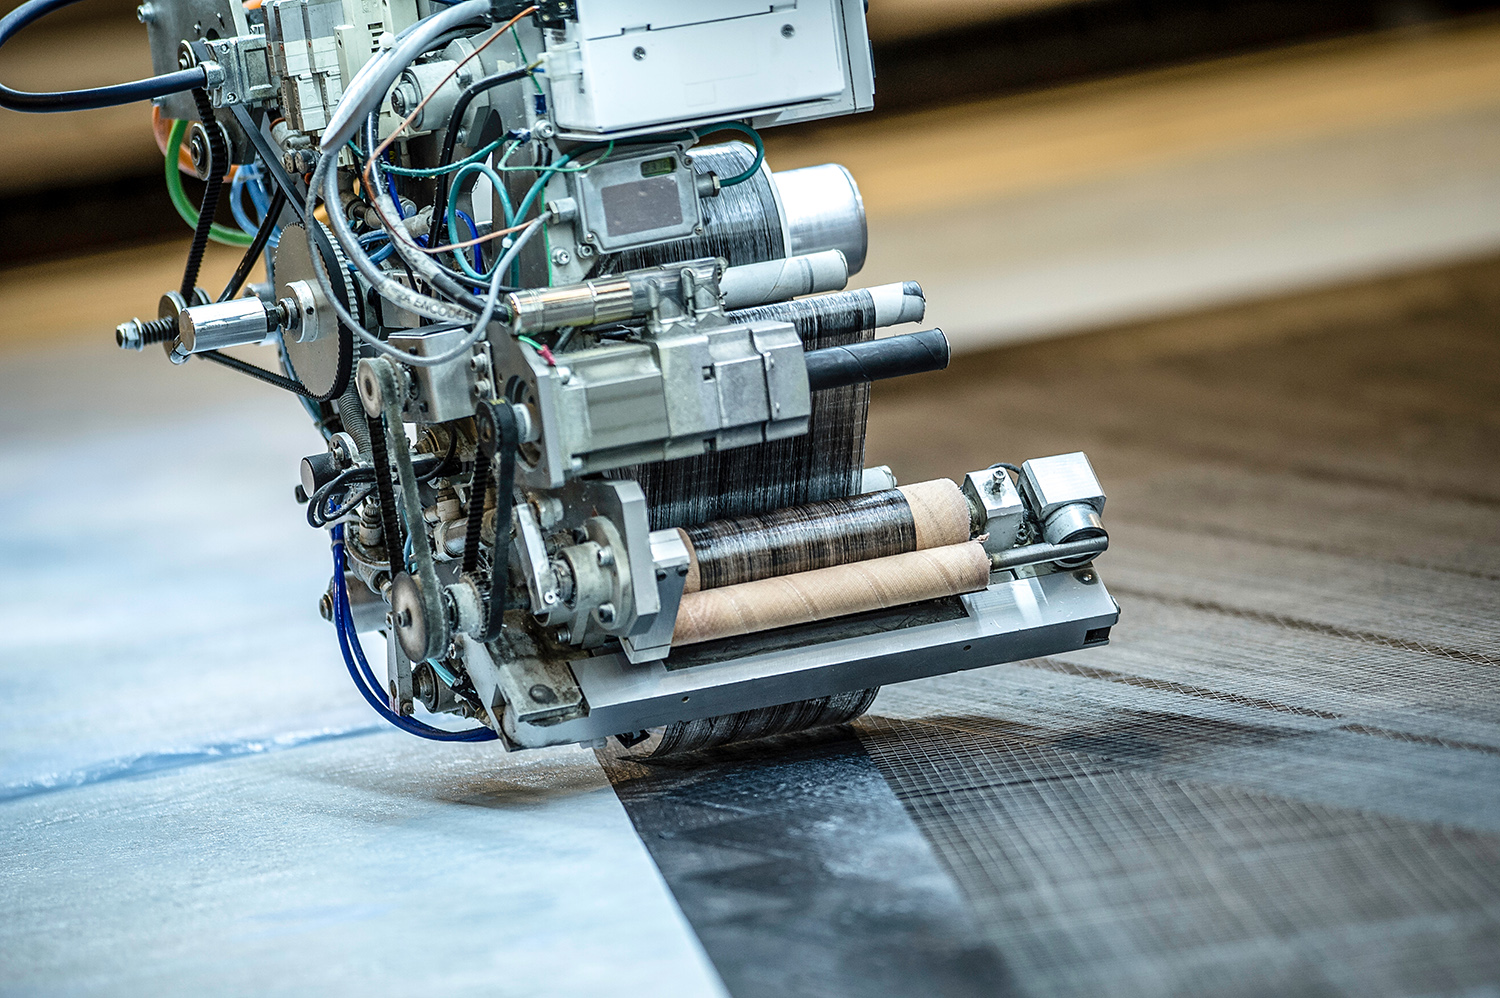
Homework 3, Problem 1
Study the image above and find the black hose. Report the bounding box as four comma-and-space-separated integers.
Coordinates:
429, 67, 527, 244
219, 187, 288, 303
803, 328, 951, 392
180, 89, 228, 300
0, 0, 208, 112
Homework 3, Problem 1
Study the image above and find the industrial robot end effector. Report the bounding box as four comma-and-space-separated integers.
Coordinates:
0, 0, 1118, 756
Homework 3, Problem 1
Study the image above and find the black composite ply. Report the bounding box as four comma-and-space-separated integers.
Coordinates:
599, 728, 1013, 998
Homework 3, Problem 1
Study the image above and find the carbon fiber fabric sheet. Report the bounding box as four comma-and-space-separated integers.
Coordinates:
609, 255, 1500, 997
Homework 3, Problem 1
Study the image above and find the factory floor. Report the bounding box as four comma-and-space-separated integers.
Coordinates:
2, 252, 1495, 996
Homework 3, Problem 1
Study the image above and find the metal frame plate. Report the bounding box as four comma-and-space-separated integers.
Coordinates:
503, 569, 1120, 748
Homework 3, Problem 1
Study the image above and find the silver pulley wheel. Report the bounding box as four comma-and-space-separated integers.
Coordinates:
273, 222, 353, 399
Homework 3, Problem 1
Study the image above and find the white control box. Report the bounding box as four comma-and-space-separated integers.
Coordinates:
544, 0, 874, 137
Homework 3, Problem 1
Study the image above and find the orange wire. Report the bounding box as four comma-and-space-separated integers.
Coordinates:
420, 218, 532, 254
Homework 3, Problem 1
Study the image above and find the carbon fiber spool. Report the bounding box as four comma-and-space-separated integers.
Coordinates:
682, 489, 917, 591
727, 287, 879, 342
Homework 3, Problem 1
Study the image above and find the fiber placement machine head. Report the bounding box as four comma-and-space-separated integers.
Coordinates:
1, 0, 1118, 755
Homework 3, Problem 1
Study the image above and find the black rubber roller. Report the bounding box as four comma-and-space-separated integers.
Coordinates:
803, 327, 950, 391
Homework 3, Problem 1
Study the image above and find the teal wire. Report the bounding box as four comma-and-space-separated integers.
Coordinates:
379, 138, 504, 177
693, 122, 764, 186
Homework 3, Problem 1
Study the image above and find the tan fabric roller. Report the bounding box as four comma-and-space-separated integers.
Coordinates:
671, 540, 992, 647
896, 479, 973, 548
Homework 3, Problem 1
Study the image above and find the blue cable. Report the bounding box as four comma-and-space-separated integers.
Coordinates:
452, 209, 484, 275
360, 230, 395, 265
331, 526, 498, 742
229, 170, 259, 236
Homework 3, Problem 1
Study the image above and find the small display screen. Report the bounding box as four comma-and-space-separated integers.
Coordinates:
600, 176, 683, 236
639, 156, 677, 178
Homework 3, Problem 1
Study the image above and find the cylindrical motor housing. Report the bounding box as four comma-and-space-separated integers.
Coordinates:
773, 164, 868, 275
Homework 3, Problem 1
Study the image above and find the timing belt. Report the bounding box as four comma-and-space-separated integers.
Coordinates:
223, 101, 356, 403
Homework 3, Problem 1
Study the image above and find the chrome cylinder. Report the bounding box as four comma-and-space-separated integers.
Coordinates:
773, 164, 868, 275
176, 297, 276, 356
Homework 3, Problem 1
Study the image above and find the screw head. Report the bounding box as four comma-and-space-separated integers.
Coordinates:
576, 243, 594, 258
781, 23, 796, 37
596, 602, 616, 625
529, 683, 558, 704
632, 46, 646, 60
551, 247, 572, 267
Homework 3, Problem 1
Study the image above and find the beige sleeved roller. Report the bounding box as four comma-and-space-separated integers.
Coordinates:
896, 479, 973, 548
671, 540, 992, 647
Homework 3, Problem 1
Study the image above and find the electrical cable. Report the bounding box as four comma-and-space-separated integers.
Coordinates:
694, 122, 764, 186
315, 156, 476, 326
431, 66, 530, 222
310, 175, 546, 368
340, 114, 484, 315
321, 0, 490, 152
452, 209, 485, 276
0, 0, 208, 112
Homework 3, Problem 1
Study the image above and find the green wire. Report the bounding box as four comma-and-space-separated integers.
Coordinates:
543, 219, 552, 287
517, 334, 546, 352
511, 26, 545, 95
694, 122, 764, 186
165, 118, 255, 247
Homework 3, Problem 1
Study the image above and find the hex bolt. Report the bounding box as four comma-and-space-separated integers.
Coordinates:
115, 316, 176, 350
